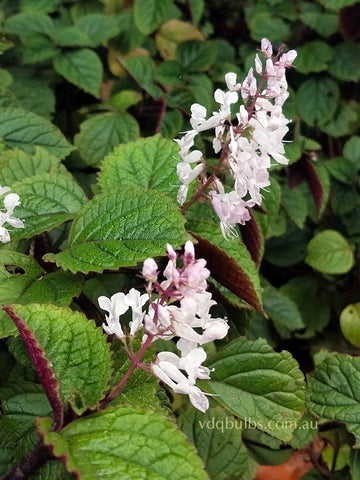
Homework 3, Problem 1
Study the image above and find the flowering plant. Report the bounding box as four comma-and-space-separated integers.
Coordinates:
0, 1, 359, 479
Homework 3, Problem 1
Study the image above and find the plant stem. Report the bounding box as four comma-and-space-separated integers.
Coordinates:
180, 144, 230, 214
101, 333, 155, 406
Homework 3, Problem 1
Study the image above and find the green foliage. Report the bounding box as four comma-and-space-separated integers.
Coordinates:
0, 0, 359, 478
45, 187, 190, 273
201, 337, 306, 442
38, 406, 209, 479
7, 304, 112, 414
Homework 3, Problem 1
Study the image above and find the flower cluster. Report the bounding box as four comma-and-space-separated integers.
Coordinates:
98, 241, 229, 412
0, 185, 24, 243
175, 38, 297, 238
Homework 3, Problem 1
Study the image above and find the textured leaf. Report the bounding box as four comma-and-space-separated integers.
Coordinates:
10, 173, 87, 241
178, 405, 249, 480
305, 229, 355, 275
22, 34, 59, 64
119, 56, 162, 98
328, 43, 360, 82
297, 77, 339, 126
19, 0, 61, 13
44, 187, 190, 273
74, 113, 140, 167
4, 13, 55, 37
159, 109, 183, 139
38, 406, 209, 479
53, 49, 103, 98
296, 41, 333, 74
4, 306, 64, 428
300, 11, 338, 37
0, 250, 83, 338
155, 19, 204, 60
307, 352, 360, 446
0, 382, 52, 473
320, 102, 358, 138
5, 304, 112, 414
10, 75, 55, 118
0, 147, 60, 186
0, 108, 73, 159
340, 304, 360, 347
134, 0, 172, 35
343, 136, 360, 168
188, 218, 262, 312
325, 157, 357, 183
201, 337, 306, 442
29, 460, 74, 480
75, 14, 120, 46
99, 135, 180, 201
263, 284, 304, 337
281, 186, 308, 228
177, 40, 217, 72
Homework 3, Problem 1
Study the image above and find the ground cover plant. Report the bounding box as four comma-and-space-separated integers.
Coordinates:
0, 0, 359, 479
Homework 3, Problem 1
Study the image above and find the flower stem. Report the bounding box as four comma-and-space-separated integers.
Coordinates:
180, 143, 230, 214
101, 333, 155, 406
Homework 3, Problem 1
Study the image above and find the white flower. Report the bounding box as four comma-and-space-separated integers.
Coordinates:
0, 188, 24, 244
152, 354, 210, 412
98, 292, 129, 338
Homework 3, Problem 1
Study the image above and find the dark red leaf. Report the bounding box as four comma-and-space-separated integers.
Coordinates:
240, 210, 262, 267
303, 159, 323, 213
192, 234, 264, 313
3, 305, 63, 431
339, 4, 360, 41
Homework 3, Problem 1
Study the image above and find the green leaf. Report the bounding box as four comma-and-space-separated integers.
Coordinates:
119, 56, 162, 99
201, 337, 306, 442
340, 304, 360, 348
295, 41, 333, 74
38, 406, 209, 479
187, 216, 262, 312
29, 460, 74, 480
0, 147, 60, 186
0, 108, 73, 159
281, 186, 308, 228
134, 0, 172, 35
320, 102, 358, 138
344, 136, 360, 168
74, 113, 140, 167
254, 176, 281, 238
21, 34, 59, 64
263, 284, 304, 337
74, 14, 120, 46
305, 229, 355, 275
159, 109, 183, 139
264, 224, 312, 266
325, 157, 357, 183
53, 26, 92, 47
0, 250, 83, 338
9, 173, 87, 241
328, 43, 360, 82
178, 405, 249, 479
53, 49, 103, 98
297, 77, 339, 126
0, 382, 52, 469
280, 277, 330, 337
44, 187, 190, 273
10, 75, 55, 118
19, 0, 61, 13
318, 0, 358, 12
4, 13, 55, 37
300, 11, 338, 37
103, 90, 142, 113
98, 135, 180, 201
331, 182, 357, 215
248, 13, 290, 42
7, 304, 112, 414
156, 60, 183, 86
306, 352, 360, 446
176, 40, 217, 72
